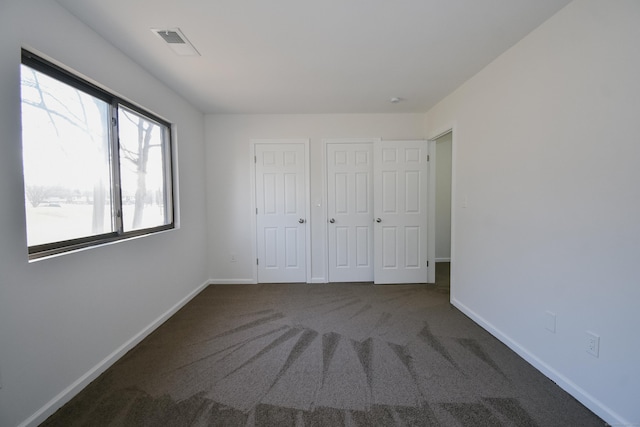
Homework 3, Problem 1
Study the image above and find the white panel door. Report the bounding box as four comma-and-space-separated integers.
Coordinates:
327, 143, 374, 282
255, 143, 307, 283
373, 140, 429, 284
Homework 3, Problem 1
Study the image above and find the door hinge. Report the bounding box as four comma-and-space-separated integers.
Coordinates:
427, 155, 430, 162
256, 258, 259, 265
256, 208, 258, 214
254, 155, 257, 163
111, 117, 117, 127
427, 261, 429, 267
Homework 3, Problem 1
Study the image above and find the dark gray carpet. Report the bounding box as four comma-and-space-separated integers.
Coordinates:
435, 263, 450, 292
42, 283, 604, 426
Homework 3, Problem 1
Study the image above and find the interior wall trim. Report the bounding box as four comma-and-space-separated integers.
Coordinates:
209, 279, 257, 285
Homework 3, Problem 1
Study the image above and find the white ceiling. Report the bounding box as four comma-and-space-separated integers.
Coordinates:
55, 0, 571, 114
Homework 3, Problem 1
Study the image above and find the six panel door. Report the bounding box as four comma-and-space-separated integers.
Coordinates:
255, 143, 307, 283
327, 143, 374, 282
373, 140, 429, 284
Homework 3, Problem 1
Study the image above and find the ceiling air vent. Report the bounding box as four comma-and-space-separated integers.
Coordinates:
158, 30, 185, 44
151, 28, 200, 56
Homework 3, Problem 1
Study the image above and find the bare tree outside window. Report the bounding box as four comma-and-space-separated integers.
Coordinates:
21, 65, 112, 246
118, 106, 169, 232
25, 185, 50, 208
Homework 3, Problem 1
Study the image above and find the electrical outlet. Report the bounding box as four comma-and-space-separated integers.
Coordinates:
230, 253, 237, 263
586, 331, 600, 357
545, 311, 556, 333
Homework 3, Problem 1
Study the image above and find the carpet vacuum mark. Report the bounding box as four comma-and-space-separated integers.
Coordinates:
42, 284, 604, 426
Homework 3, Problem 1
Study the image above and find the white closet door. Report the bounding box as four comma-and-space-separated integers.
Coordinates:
255, 143, 307, 283
327, 143, 374, 282
373, 140, 429, 284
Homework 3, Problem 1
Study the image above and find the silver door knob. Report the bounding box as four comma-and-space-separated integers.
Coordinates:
376, 218, 382, 223
299, 218, 305, 224
329, 218, 335, 223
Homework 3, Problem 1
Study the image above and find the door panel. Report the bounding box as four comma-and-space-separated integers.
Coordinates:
327, 143, 374, 282
382, 227, 398, 268
405, 226, 420, 267
374, 140, 429, 284
255, 143, 306, 283
355, 226, 370, 266
264, 228, 277, 267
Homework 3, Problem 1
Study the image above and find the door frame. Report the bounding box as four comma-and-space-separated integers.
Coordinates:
427, 126, 456, 293
428, 139, 436, 284
250, 139, 311, 284
323, 138, 381, 283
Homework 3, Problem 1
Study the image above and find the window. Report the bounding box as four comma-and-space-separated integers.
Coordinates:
20, 50, 174, 258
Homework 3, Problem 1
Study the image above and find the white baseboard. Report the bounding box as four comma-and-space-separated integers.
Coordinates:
435, 257, 451, 262
210, 279, 327, 284
451, 297, 629, 427
209, 278, 256, 285
19, 279, 211, 427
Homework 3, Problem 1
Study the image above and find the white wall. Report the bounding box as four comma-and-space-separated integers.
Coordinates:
424, 0, 640, 425
435, 132, 452, 261
0, 1, 209, 426
205, 114, 425, 283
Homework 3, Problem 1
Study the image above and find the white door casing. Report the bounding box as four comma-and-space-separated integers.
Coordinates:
326, 142, 374, 282
254, 141, 309, 283
373, 140, 430, 284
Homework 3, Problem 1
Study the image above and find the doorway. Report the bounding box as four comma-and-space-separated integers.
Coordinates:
434, 131, 452, 291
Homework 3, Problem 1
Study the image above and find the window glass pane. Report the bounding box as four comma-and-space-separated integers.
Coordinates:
20, 64, 113, 247
118, 106, 171, 232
